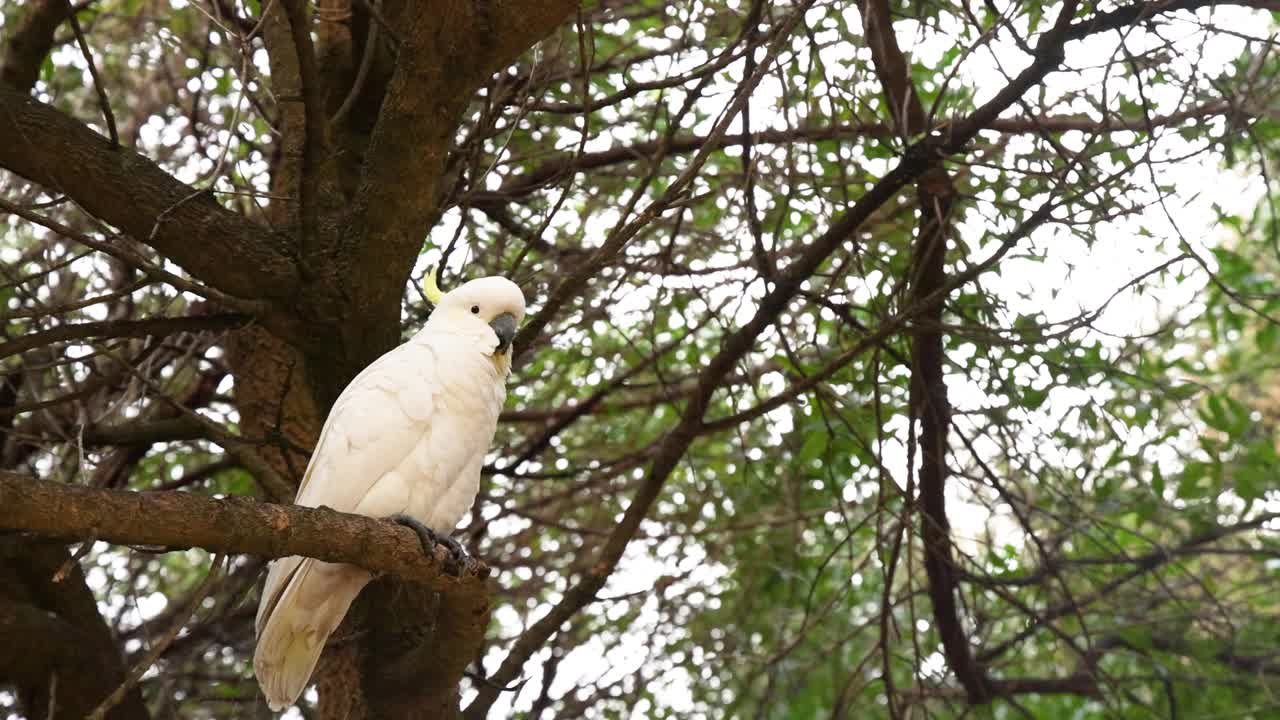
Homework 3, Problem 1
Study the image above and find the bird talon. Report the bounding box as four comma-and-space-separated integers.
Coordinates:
389, 514, 438, 556
440, 534, 468, 564
389, 515, 468, 569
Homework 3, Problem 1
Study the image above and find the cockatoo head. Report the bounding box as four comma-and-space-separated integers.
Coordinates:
423, 269, 526, 358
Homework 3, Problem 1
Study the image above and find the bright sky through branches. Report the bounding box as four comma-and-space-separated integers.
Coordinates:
456, 4, 1274, 716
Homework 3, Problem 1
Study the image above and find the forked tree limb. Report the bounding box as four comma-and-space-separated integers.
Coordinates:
0, 472, 489, 595
469, 0, 1257, 712
342, 0, 579, 345
0, 87, 300, 303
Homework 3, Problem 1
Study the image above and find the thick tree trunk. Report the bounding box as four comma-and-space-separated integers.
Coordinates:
225, 326, 322, 498
317, 578, 492, 720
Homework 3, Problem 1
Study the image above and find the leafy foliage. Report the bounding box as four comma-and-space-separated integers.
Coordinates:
1, 0, 1279, 719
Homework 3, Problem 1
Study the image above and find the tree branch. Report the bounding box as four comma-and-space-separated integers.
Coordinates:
86, 554, 225, 720
469, 0, 1185, 712
0, 0, 75, 92
977, 511, 1280, 664
0, 313, 250, 360
471, 104, 1246, 205
900, 673, 1101, 700
1063, 0, 1280, 41
65, 1, 117, 147
0, 472, 490, 595
79, 416, 208, 448
0, 86, 300, 302
344, 0, 578, 348
260, 0, 328, 246
0, 540, 151, 720
470, 124, 890, 203
861, 0, 985, 703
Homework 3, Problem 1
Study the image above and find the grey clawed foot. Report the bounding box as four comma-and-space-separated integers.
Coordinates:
436, 533, 467, 565
389, 514, 468, 572
389, 513, 436, 555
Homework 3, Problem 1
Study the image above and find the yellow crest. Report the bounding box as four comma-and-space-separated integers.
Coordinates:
423, 265, 444, 305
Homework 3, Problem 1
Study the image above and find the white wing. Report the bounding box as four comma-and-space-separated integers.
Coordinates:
253, 341, 443, 710
293, 340, 442, 514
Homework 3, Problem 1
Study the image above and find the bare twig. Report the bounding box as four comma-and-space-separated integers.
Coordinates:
64, 3, 117, 147
86, 553, 226, 720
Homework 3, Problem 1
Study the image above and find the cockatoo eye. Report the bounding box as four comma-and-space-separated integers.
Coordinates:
471, 305, 480, 314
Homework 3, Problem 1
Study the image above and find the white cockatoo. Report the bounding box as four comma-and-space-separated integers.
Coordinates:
253, 271, 525, 711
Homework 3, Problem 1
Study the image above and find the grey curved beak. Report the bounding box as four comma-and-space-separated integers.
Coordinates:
490, 312, 518, 355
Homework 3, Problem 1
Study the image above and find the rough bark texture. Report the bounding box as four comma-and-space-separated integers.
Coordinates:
225, 325, 323, 498
0, 87, 300, 305
318, 578, 493, 720
0, 471, 489, 593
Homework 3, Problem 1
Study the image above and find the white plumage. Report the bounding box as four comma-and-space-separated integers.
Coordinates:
253, 276, 525, 712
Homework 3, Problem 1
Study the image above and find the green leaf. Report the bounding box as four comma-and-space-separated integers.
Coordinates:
798, 433, 827, 463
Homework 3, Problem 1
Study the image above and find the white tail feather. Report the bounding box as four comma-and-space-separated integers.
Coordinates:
254, 558, 372, 711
